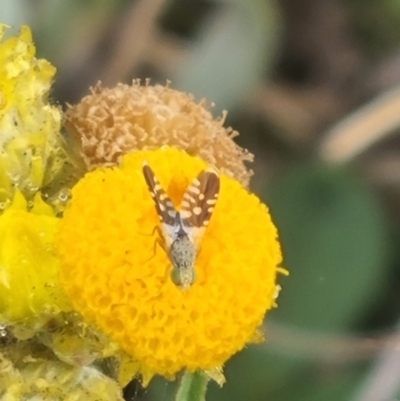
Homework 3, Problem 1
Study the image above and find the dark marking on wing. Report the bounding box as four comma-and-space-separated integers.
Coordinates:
142, 162, 178, 226
181, 168, 220, 228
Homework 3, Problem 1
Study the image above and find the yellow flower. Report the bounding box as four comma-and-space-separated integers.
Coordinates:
0, 341, 125, 401
57, 147, 283, 384
0, 191, 71, 337
0, 25, 81, 206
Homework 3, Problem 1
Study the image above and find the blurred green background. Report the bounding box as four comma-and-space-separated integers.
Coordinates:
4, 0, 400, 400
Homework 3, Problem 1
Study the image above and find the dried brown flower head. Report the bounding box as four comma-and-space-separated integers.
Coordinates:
65, 81, 253, 186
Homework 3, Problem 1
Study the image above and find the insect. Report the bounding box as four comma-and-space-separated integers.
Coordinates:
142, 162, 220, 289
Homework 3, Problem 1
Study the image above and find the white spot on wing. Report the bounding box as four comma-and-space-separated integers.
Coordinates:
193, 206, 202, 215
180, 210, 192, 219
189, 186, 201, 195
181, 200, 190, 209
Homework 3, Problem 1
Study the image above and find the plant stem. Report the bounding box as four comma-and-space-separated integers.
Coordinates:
174, 370, 209, 401
319, 86, 400, 164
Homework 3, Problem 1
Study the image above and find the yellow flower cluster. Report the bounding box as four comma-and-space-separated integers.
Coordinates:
57, 147, 283, 383
0, 341, 124, 401
0, 23, 285, 395
0, 25, 73, 335
0, 25, 63, 204
0, 26, 125, 400
0, 191, 71, 336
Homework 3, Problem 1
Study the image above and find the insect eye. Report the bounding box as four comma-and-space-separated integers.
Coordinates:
170, 267, 196, 287
170, 268, 182, 286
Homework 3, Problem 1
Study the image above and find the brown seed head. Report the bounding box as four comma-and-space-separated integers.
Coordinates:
65, 81, 253, 186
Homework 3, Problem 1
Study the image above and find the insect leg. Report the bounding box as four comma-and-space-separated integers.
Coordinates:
142, 225, 167, 264
140, 225, 163, 237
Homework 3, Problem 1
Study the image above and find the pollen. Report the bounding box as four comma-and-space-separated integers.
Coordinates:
57, 147, 284, 383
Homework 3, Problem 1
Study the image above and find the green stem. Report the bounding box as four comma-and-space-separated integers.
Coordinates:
174, 370, 209, 401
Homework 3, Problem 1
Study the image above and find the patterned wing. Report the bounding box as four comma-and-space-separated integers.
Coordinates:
180, 167, 220, 245
142, 162, 178, 247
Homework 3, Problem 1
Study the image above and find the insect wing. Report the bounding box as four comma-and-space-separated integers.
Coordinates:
142, 162, 178, 247
180, 168, 220, 245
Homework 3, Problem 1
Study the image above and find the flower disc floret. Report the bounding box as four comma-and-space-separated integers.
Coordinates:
57, 148, 282, 381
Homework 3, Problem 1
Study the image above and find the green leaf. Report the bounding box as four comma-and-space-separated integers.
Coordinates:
267, 163, 389, 330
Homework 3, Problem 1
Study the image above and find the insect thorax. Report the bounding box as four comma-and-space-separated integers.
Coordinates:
169, 233, 196, 269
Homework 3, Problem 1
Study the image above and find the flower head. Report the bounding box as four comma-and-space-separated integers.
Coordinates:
0, 25, 60, 202
0, 340, 125, 401
0, 25, 103, 371
65, 81, 253, 186
0, 25, 84, 206
0, 190, 71, 337
57, 147, 283, 384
